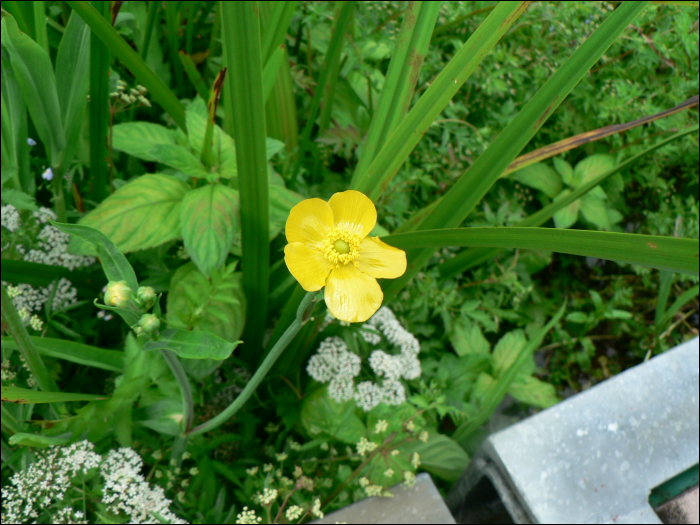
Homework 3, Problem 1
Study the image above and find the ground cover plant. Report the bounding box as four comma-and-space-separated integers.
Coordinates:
1, 1, 698, 523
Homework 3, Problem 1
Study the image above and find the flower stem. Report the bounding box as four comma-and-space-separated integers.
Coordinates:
186, 292, 318, 437
159, 348, 194, 432
1, 284, 60, 396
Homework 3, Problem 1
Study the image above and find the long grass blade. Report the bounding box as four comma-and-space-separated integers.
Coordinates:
66, 0, 187, 131
351, 2, 530, 199
260, 1, 298, 64
220, 1, 270, 361
88, 0, 110, 201
351, 1, 441, 183
383, 228, 698, 277
438, 125, 698, 278
382, 2, 648, 301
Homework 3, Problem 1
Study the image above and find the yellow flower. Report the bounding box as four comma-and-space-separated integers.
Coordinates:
284, 190, 406, 323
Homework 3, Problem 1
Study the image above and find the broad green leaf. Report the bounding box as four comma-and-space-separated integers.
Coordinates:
143, 328, 240, 360
55, 11, 91, 168
149, 144, 209, 179
133, 398, 184, 436
511, 163, 562, 198
166, 262, 246, 343
2, 336, 124, 372
492, 330, 527, 377
53, 221, 138, 291
553, 190, 580, 229
399, 433, 470, 483
572, 153, 616, 187
74, 174, 189, 254
300, 386, 366, 445
384, 227, 699, 277
566, 312, 589, 323
1, 188, 38, 211
553, 157, 574, 185
471, 372, 495, 407
579, 193, 611, 230
1, 13, 65, 163
508, 376, 559, 409
112, 122, 178, 162
450, 321, 490, 356
1, 385, 106, 404
180, 184, 240, 277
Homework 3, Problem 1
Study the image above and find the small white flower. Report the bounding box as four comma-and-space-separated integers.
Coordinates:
285, 505, 304, 521
41, 167, 54, 181
374, 420, 388, 434
311, 498, 324, 519
27, 138, 37, 146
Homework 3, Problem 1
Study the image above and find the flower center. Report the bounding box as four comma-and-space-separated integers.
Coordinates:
323, 229, 361, 267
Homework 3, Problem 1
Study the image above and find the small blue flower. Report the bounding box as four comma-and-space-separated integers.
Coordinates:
41, 167, 54, 181
27, 138, 37, 146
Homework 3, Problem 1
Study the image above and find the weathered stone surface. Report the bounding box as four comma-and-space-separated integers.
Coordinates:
313, 473, 456, 524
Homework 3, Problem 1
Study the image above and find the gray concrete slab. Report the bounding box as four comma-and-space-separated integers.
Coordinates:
449, 337, 699, 524
313, 472, 456, 524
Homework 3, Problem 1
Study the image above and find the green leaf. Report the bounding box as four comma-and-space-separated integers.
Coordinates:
383, 227, 699, 277
269, 184, 303, 240
73, 174, 189, 254
552, 190, 580, 229
450, 321, 490, 356
111, 122, 178, 162
166, 262, 246, 343
511, 162, 563, 198
133, 398, 184, 436
180, 184, 240, 277
55, 10, 91, 168
262, 44, 285, 103
2, 336, 124, 372
149, 144, 209, 179
143, 328, 240, 360
399, 433, 470, 483
508, 376, 559, 409
1, 12, 65, 163
1, 385, 106, 404
9, 433, 72, 448
300, 386, 366, 445
492, 330, 527, 377
566, 312, 589, 323
1, 188, 38, 211
52, 221, 138, 291
579, 193, 611, 230
572, 153, 616, 188
553, 157, 574, 185
185, 98, 237, 177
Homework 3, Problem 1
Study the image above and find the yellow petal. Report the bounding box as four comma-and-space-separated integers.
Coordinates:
357, 237, 407, 279
284, 242, 332, 291
286, 198, 334, 246
325, 264, 383, 323
328, 190, 377, 238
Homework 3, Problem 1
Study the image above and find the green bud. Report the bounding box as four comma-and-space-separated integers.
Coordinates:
136, 286, 157, 309
104, 281, 132, 308
137, 314, 160, 333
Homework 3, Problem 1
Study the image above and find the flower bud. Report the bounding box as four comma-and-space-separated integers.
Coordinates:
104, 280, 132, 308
136, 286, 157, 309
137, 313, 160, 333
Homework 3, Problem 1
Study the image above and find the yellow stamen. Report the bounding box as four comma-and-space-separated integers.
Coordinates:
322, 228, 361, 267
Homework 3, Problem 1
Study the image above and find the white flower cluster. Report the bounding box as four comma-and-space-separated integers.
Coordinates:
1, 441, 188, 525
1, 204, 21, 232
307, 307, 421, 411
101, 448, 188, 524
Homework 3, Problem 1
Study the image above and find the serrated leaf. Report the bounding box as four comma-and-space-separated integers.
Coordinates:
572, 153, 615, 188
149, 144, 209, 178
73, 174, 189, 254
552, 189, 580, 229
166, 262, 246, 343
471, 372, 495, 406
492, 330, 527, 377
511, 162, 562, 198
450, 321, 490, 356
579, 192, 611, 230
553, 157, 574, 185
180, 184, 240, 277
508, 376, 559, 408
300, 386, 366, 445
1, 188, 38, 211
112, 122, 178, 162
143, 328, 240, 360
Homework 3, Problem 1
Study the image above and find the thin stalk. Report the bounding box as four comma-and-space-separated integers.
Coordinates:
1, 284, 60, 397
187, 292, 317, 437
159, 349, 194, 433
